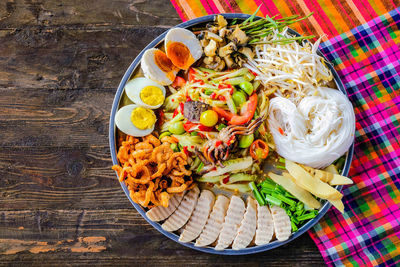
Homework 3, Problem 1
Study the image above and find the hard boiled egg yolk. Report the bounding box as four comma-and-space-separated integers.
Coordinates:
166, 42, 194, 70
140, 85, 164, 106
154, 50, 177, 81
130, 107, 156, 130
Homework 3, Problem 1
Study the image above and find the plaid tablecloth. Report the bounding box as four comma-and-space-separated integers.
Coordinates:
170, 1, 400, 266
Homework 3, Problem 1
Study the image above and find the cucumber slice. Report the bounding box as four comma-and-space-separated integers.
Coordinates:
196, 174, 227, 183
227, 173, 257, 184
202, 157, 253, 177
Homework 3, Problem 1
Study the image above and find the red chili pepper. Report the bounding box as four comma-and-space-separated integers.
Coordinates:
230, 87, 234, 95
198, 125, 214, 131
157, 110, 165, 127
227, 136, 235, 146
222, 176, 230, 184
210, 92, 217, 100
172, 102, 184, 118
188, 68, 196, 82
249, 70, 258, 77
279, 127, 285, 135
171, 98, 175, 102
183, 121, 195, 132
218, 83, 230, 89
215, 140, 222, 147
172, 76, 186, 88
186, 96, 192, 101
182, 146, 189, 156
184, 121, 213, 132
229, 94, 258, 125
218, 95, 226, 101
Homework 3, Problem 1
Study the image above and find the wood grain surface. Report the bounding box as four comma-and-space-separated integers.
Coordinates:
0, 0, 325, 266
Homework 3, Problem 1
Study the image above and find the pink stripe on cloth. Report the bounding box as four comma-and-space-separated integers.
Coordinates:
170, 0, 187, 21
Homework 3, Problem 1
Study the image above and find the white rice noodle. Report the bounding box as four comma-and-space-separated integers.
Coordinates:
268, 87, 355, 168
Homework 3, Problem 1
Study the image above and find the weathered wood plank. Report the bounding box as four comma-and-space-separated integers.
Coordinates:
0, 209, 323, 265
0, 88, 112, 148
0, 26, 166, 90
0, 0, 181, 28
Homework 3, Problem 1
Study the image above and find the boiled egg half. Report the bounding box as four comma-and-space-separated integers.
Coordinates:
125, 77, 166, 109
141, 48, 178, 85
115, 104, 156, 137
165, 28, 202, 70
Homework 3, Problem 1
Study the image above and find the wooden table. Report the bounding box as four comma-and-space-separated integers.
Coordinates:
0, 1, 325, 265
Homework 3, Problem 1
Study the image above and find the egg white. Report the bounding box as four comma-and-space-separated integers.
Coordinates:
125, 77, 166, 109
115, 104, 155, 137
141, 48, 177, 85
165, 28, 202, 68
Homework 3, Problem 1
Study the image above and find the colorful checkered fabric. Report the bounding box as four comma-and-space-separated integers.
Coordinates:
170, 1, 400, 265
309, 8, 400, 266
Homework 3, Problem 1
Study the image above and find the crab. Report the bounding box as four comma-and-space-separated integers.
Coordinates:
198, 114, 266, 167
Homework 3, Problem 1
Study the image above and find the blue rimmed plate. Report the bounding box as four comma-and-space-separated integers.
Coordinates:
109, 13, 354, 255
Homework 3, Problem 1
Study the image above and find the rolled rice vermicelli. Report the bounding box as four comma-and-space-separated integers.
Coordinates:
268, 87, 355, 168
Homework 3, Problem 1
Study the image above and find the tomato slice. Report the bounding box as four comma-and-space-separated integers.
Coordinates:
188, 68, 196, 82
213, 106, 234, 121
250, 139, 269, 160
229, 94, 258, 125
172, 76, 186, 88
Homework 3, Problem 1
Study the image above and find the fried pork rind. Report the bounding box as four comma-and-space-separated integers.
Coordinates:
112, 134, 194, 208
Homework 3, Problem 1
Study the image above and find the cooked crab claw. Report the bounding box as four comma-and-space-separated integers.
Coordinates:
201, 112, 267, 165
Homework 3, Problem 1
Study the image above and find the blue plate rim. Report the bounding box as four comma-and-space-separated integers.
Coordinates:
109, 13, 354, 255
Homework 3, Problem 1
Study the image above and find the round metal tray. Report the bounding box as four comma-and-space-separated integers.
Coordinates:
109, 13, 354, 255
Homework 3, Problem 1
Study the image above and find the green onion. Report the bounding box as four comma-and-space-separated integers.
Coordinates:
296, 202, 304, 211
242, 4, 262, 25
261, 188, 273, 195
260, 182, 275, 191
265, 14, 278, 27
252, 35, 315, 45
249, 182, 265, 206
272, 193, 296, 206
196, 162, 204, 173
279, 157, 286, 164
276, 165, 286, 170
297, 212, 317, 221
291, 221, 298, 232
264, 194, 282, 206
191, 131, 198, 136
285, 191, 296, 199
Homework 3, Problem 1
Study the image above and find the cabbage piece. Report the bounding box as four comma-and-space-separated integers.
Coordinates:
161, 113, 184, 133
172, 134, 206, 152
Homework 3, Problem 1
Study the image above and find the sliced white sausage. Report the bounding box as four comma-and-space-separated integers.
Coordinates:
254, 203, 274, 245
270, 205, 291, 241
179, 190, 215, 242
232, 197, 257, 250
195, 195, 230, 247
146, 192, 186, 222
161, 186, 200, 232
215, 195, 245, 250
